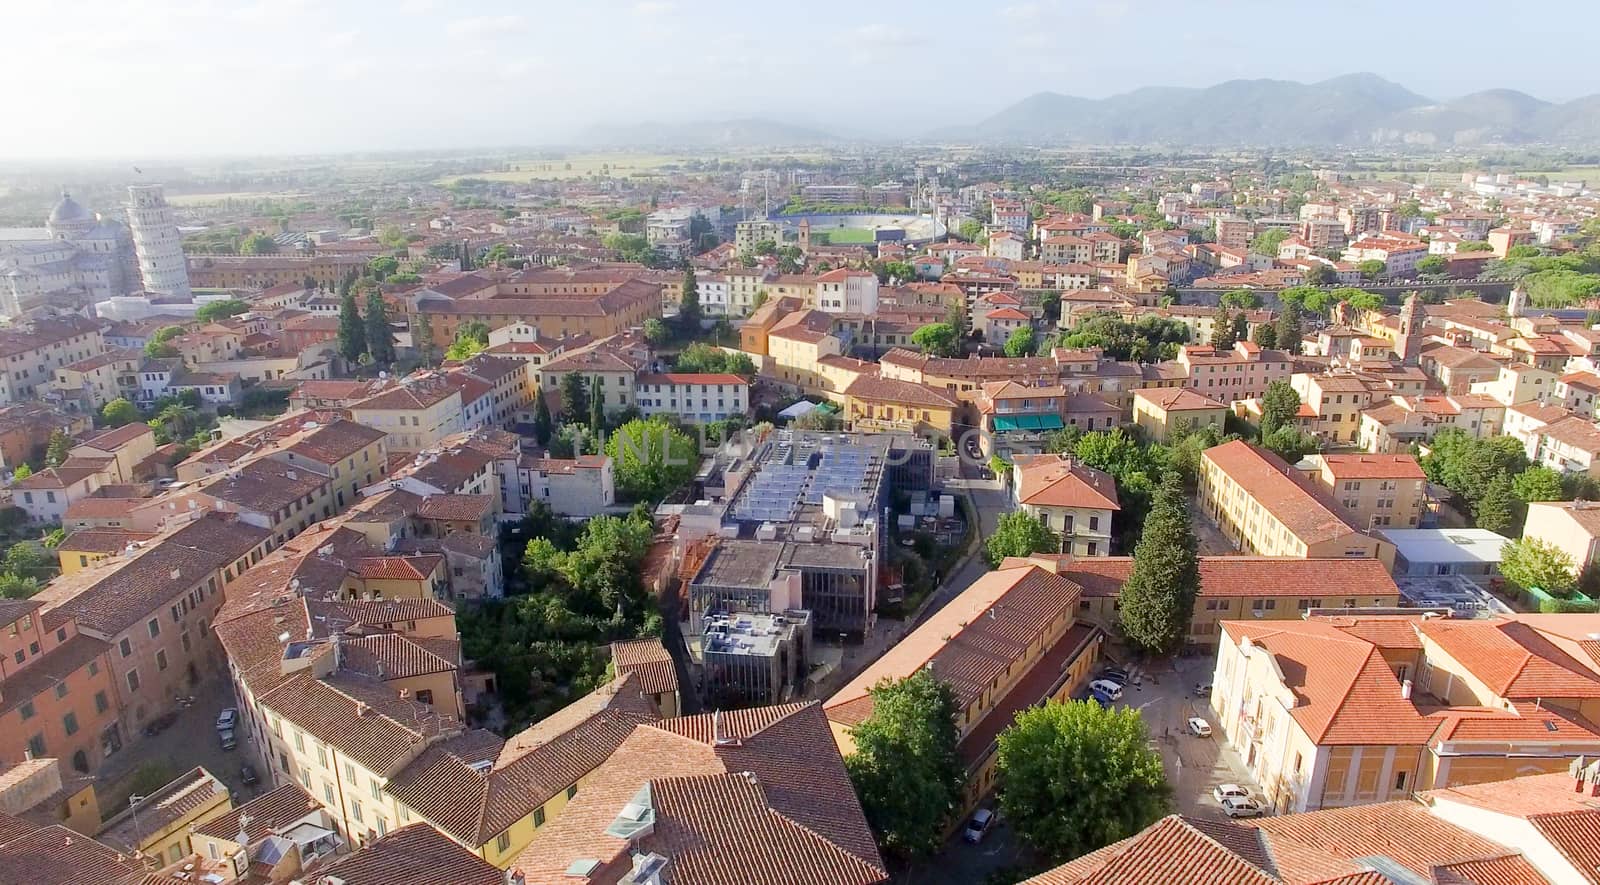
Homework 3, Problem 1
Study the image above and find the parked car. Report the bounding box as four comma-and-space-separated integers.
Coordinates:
1212, 784, 1250, 804
1221, 796, 1265, 819
216, 708, 238, 732
240, 764, 258, 786
1089, 689, 1114, 707
1088, 679, 1124, 701
142, 711, 179, 738
963, 808, 996, 844
219, 728, 237, 751
1186, 717, 1212, 737
1101, 667, 1130, 683
1193, 682, 1213, 698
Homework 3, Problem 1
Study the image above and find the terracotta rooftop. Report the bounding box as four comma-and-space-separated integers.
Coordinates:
1012, 454, 1121, 511
1134, 386, 1227, 412
825, 565, 1082, 729
1220, 619, 1439, 746
511, 702, 885, 885
312, 823, 502, 885
1202, 440, 1364, 546
1057, 556, 1399, 601
611, 638, 679, 696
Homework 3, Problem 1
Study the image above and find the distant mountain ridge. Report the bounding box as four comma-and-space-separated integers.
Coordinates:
570, 75, 1600, 148
956, 73, 1600, 146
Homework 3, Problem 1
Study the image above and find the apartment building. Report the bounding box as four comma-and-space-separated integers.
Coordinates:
412, 279, 660, 342
635, 372, 749, 423
0, 315, 105, 405
1131, 387, 1227, 442
825, 564, 1103, 815
1009, 455, 1119, 557
841, 375, 960, 438
1299, 453, 1426, 530
215, 551, 663, 867
164, 457, 337, 546
30, 514, 271, 746
1359, 394, 1504, 454
1171, 341, 1295, 404
0, 598, 124, 775
44, 348, 141, 414
350, 375, 464, 453
185, 254, 369, 290
535, 347, 642, 417
1212, 613, 1600, 816
96, 766, 232, 866
1198, 440, 1380, 558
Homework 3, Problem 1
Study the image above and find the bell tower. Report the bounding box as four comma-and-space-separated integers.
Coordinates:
1396, 292, 1425, 366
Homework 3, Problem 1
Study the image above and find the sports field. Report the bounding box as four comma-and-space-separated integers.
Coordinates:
816, 227, 877, 244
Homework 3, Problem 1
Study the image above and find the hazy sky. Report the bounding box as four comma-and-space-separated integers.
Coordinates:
10, 0, 1598, 159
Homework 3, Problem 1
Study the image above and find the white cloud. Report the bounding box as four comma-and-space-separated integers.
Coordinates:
445, 14, 526, 39
839, 23, 927, 49
321, 30, 358, 50
632, 1, 675, 13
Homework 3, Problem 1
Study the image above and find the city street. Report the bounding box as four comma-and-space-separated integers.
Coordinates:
94, 677, 260, 820
1112, 656, 1263, 820
914, 475, 1011, 626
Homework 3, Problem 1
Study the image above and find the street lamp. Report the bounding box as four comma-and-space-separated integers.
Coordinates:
128, 794, 146, 860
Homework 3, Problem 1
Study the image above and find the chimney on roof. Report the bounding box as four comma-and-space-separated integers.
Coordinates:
712, 709, 742, 748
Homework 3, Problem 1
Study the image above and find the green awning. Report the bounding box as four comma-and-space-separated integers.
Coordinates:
993, 414, 1064, 431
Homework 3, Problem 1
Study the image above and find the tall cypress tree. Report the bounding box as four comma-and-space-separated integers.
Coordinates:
413, 312, 436, 365
1210, 308, 1236, 349
1276, 301, 1303, 354
364, 290, 395, 365
531, 387, 553, 446
589, 376, 604, 432
1118, 472, 1200, 656
679, 267, 701, 330
337, 290, 367, 362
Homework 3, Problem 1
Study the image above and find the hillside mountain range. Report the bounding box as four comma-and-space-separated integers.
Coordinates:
572, 75, 1600, 148
952, 73, 1600, 146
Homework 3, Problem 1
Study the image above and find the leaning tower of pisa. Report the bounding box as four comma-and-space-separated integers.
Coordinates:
126, 184, 192, 299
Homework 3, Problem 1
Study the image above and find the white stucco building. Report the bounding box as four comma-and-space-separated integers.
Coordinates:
0, 191, 139, 317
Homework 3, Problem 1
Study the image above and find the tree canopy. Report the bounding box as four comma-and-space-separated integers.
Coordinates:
996, 700, 1169, 862
1259, 380, 1300, 439
101, 398, 138, 428
844, 669, 965, 860
604, 417, 698, 501
1004, 327, 1037, 358
194, 299, 250, 323
674, 342, 756, 376
984, 510, 1059, 567
911, 323, 960, 358
445, 321, 489, 362
1500, 537, 1577, 597
1060, 313, 1190, 362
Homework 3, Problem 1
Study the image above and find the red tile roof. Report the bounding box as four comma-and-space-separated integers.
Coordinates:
1012, 454, 1121, 511
1202, 440, 1363, 546
825, 566, 1083, 728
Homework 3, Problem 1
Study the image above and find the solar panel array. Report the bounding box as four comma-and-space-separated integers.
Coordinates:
731, 459, 809, 523
804, 443, 877, 503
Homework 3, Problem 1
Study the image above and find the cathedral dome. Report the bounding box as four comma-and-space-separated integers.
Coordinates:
48, 192, 93, 226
